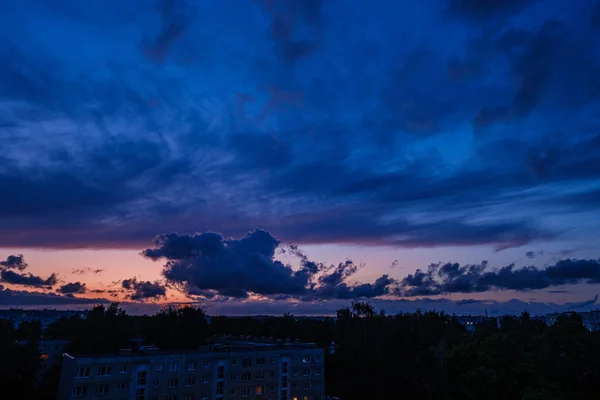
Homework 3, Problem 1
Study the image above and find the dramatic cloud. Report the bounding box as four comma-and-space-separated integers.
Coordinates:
0, 254, 28, 270
57, 282, 87, 294
0, 0, 598, 254
122, 278, 167, 301
145, 229, 394, 300
399, 259, 600, 296
0, 270, 58, 288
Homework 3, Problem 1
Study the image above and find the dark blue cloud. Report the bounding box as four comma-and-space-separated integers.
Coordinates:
0, 254, 28, 270
146, 229, 393, 300
121, 278, 167, 301
0, 0, 598, 255
400, 259, 600, 296
0, 270, 58, 288
57, 281, 87, 294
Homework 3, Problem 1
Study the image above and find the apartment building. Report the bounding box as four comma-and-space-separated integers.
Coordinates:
56, 339, 325, 400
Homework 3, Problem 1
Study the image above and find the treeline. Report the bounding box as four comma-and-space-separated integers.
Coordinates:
2, 302, 600, 399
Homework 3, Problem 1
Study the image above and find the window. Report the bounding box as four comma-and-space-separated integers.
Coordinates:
153, 379, 160, 388
136, 388, 145, 400
270, 384, 275, 392
218, 365, 224, 379
167, 396, 178, 400
271, 356, 276, 364
293, 368, 299, 376
120, 365, 128, 373
242, 358, 252, 368
280, 390, 288, 400
230, 373, 237, 381
256, 372, 264, 380
156, 363, 163, 371
243, 387, 252, 397
304, 381, 310, 390
168, 378, 179, 388
281, 362, 288, 374
76, 367, 90, 378
315, 396, 322, 400
184, 395, 194, 400
98, 366, 112, 376
314, 367, 322, 376
292, 356, 298, 362
118, 382, 126, 391
216, 381, 224, 395
152, 398, 159, 400
200, 391, 207, 400
186, 361, 197, 371
256, 357, 265, 366
270, 371, 275, 378
314, 355, 322, 363
138, 371, 147, 385
302, 355, 310, 363
232, 358, 237, 366
203, 360, 210, 368
282, 376, 288, 388
315, 381, 321, 389
96, 383, 109, 395
292, 383, 298, 390
169, 362, 178, 371
303, 368, 310, 377
230, 388, 236, 396
185, 376, 196, 387
255, 385, 265, 395
203, 375, 208, 384
303, 397, 310, 400
73, 386, 87, 397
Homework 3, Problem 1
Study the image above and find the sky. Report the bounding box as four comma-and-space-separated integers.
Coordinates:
1, 0, 600, 315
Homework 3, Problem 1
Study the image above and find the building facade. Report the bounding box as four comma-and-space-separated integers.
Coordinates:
56, 341, 325, 400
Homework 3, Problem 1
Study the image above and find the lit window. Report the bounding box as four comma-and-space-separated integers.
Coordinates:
96, 383, 109, 395
76, 367, 90, 378
255, 385, 265, 395
98, 366, 112, 376
40, 354, 49, 360
73, 386, 87, 397
303, 396, 310, 400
